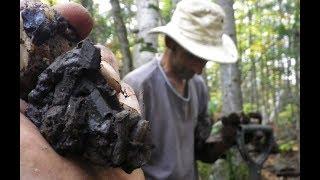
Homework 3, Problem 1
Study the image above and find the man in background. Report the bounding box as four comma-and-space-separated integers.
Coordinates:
124, 0, 240, 179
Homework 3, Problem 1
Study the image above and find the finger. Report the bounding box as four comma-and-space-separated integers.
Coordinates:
20, 0, 93, 39
20, 99, 28, 114
96, 45, 141, 115
53, 2, 93, 39
97, 45, 121, 93
95, 44, 119, 73
100, 60, 121, 93
118, 82, 141, 115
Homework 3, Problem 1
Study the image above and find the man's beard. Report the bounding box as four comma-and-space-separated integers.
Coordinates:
170, 55, 195, 80
176, 68, 195, 80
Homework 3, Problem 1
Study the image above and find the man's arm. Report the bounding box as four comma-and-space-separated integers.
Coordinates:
194, 113, 238, 163
194, 111, 226, 163
194, 77, 237, 163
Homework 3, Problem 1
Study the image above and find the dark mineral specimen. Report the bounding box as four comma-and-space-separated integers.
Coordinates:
25, 39, 152, 173
20, 0, 81, 100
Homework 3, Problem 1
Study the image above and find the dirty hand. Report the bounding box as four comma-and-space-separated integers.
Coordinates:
220, 112, 244, 147
20, 1, 144, 179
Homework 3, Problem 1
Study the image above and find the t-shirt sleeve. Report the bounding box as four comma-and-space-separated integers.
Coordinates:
193, 77, 217, 163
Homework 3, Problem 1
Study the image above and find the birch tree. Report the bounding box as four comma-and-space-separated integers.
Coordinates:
214, 1, 244, 178
216, 0, 243, 115
133, 0, 160, 68
171, 0, 180, 9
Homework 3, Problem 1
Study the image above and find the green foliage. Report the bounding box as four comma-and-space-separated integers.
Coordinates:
234, 162, 250, 180
135, 38, 158, 53
226, 150, 249, 180
135, 38, 144, 44
157, 35, 166, 53
208, 98, 218, 117
278, 140, 298, 153
40, 0, 57, 6
119, 0, 136, 25
278, 103, 298, 124
139, 43, 157, 53
90, 13, 114, 44
208, 0, 300, 177
211, 121, 222, 135
233, 0, 300, 120
243, 103, 258, 114
70, 0, 114, 44
206, 62, 222, 118
148, 4, 160, 12
160, 0, 173, 23
197, 161, 213, 180
210, 149, 249, 180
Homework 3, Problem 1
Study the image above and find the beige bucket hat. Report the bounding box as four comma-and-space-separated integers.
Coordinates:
149, 0, 238, 63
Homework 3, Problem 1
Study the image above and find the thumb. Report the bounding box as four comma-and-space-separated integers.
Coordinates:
53, 2, 94, 39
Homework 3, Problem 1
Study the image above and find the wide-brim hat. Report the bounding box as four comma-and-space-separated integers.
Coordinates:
149, 0, 238, 63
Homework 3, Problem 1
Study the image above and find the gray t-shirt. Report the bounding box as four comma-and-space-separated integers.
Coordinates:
123, 57, 211, 180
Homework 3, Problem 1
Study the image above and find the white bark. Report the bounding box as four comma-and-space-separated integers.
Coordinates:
269, 89, 286, 123
171, 0, 181, 9
133, 0, 160, 68
216, 0, 243, 115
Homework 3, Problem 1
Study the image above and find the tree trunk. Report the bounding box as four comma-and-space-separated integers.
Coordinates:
293, 0, 300, 168
272, 29, 282, 123
272, 59, 279, 123
260, 56, 269, 123
269, 89, 286, 122
294, 32, 300, 104
250, 61, 258, 108
216, 0, 243, 115
247, 9, 259, 109
110, 0, 133, 77
265, 59, 271, 121
133, 0, 160, 68
293, 2, 300, 111
286, 44, 295, 120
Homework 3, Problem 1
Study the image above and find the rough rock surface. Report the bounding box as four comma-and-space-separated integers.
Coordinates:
26, 39, 152, 173
20, 0, 80, 99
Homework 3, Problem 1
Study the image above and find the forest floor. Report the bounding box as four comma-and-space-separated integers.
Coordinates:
261, 147, 300, 179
